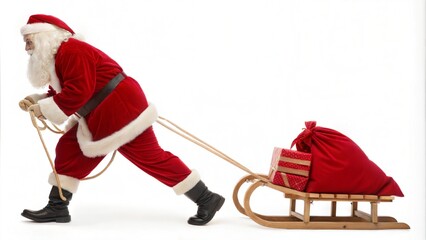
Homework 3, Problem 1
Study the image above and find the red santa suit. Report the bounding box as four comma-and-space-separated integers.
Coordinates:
26, 25, 200, 196
20, 14, 224, 226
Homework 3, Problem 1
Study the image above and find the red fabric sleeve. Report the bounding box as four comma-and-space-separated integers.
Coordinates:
53, 50, 96, 116
52, 48, 96, 116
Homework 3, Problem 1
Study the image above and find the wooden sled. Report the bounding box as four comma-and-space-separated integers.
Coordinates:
233, 174, 410, 230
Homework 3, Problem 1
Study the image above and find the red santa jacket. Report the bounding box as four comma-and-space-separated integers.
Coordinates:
37, 38, 157, 157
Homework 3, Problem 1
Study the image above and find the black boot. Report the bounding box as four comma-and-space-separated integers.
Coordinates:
184, 181, 225, 226
21, 186, 72, 223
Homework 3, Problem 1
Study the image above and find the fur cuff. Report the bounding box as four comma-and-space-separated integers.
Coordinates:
38, 97, 68, 125
48, 172, 80, 193
27, 93, 47, 103
173, 170, 201, 195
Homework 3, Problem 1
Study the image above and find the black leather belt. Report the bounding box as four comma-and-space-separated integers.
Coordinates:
76, 72, 126, 118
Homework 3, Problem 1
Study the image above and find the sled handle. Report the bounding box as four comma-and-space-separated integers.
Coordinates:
156, 116, 269, 182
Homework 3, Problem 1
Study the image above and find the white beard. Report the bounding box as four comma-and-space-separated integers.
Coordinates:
25, 30, 70, 92
27, 48, 55, 88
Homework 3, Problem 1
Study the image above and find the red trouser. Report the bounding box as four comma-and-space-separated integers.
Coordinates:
54, 125, 192, 187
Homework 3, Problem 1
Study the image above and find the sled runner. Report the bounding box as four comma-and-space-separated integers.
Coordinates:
232, 174, 410, 229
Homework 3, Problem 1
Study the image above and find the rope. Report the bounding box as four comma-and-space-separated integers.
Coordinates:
81, 150, 117, 180
30, 111, 67, 201
29, 108, 268, 201
156, 116, 269, 182
28, 110, 117, 201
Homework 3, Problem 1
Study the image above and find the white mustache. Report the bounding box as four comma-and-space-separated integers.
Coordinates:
27, 49, 34, 56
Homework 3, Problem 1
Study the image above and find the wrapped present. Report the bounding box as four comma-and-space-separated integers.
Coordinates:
268, 147, 312, 191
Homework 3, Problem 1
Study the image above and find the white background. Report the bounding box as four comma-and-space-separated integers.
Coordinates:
0, 0, 424, 239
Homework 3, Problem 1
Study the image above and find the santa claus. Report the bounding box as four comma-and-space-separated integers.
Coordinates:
18, 14, 224, 225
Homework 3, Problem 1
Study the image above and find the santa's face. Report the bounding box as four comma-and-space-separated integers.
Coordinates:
24, 34, 34, 55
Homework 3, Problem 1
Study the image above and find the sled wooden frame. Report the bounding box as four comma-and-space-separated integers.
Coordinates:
233, 174, 410, 230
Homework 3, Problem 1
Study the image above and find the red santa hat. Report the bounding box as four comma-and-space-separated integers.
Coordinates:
21, 14, 75, 35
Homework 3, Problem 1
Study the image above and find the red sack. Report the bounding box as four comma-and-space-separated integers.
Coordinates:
291, 121, 403, 196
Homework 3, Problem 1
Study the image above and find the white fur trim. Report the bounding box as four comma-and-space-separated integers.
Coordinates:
38, 96, 68, 125
48, 172, 80, 193
173, 170, 201, 195
64, 115, 79, 132
21, 23, 57, 35
27, 93, 47, 103
72, 33, 85, 41
77, 104, 158, 157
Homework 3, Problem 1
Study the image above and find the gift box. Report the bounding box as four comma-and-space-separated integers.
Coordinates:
268, 147, 312, 191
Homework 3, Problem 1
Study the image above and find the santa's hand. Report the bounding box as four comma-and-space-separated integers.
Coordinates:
19, 96, 36, 111
28, 104, 45, 119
